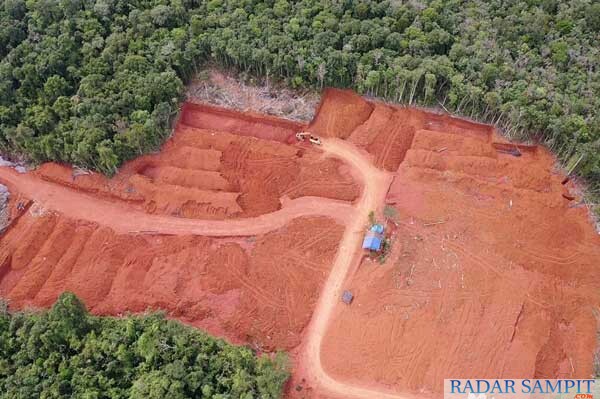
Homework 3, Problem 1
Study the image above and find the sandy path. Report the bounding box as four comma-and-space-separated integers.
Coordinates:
0, 167, 354, 236
298, 139, 415, 399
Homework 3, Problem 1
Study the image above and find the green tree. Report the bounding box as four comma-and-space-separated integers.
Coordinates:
0, 293, 290, 399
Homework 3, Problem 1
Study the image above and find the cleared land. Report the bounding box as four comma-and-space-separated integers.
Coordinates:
307, 90, 600, 397
0, 102, 360, 354
0, 89, 599, 399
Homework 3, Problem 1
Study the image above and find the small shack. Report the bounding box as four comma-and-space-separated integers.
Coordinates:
362, 233, 382, 251
370, 223, 385, 234
341, 290, 354, 304
362, 224, 385, 252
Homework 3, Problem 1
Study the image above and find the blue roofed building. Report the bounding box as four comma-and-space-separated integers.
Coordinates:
370, 224, 385, 234
362, 232, 382, 251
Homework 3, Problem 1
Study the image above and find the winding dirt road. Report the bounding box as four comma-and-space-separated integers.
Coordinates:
0, 167, 354, 236
0, 138, 405, 398
297, 139, 415, 399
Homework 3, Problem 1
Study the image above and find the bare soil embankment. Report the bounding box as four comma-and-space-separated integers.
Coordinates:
33, 102, 359, 220
0, 89, 599, 399
306, 89, 600, 396
0, 102, 361, 353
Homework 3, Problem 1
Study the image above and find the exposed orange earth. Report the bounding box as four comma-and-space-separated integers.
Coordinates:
0, 88, 599, 399
0, 102, 359, 352
33, 102, 359, 220
306, 89, 600, 397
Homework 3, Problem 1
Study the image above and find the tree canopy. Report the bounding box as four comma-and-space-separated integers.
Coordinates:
1, 0, 598, 190
0, 292, 289, 398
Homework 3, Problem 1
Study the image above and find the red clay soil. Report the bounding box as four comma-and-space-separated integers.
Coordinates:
0, 198, 343, 352
308, 88, 374, 139
180, 102, 304, 143
309, 88, 495, 173
0, 103, 363, 351
34, 103, 360, 220
318, 103, 600, 395
1, 90, 600, 399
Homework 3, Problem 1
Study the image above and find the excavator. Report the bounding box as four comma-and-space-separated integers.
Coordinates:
295, 132, 322, 145
492, 142, 524, 157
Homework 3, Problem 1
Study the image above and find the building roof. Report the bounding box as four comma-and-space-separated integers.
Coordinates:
342, 290, 354, 304
362, 234, 382, 251
370, 224, 385, 234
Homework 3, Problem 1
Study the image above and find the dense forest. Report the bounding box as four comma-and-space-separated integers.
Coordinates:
0, 0, 598, 192
0, 293, 289, 398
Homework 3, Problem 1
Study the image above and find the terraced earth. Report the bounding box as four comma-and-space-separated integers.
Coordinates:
0, 102, 361, 354
306, 90, 600, 397
1, 89, 599, 399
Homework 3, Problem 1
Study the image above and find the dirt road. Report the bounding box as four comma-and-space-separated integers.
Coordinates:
0, 139, 406, 398
297, 139, 415, 399
0, 167, 354, 236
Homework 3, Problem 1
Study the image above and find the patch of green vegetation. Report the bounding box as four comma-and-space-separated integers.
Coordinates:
378, 237, 392, 264
368, 210, 376, 226
0, 292, 289, 399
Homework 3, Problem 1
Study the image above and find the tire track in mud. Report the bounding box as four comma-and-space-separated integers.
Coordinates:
394, 220, 581, 314
515, 245, 591, 265
281, 180, 354, 198
294, 226, 339, 252
3, 133, 565, 399
230, 268, 285, 310
281, 254, 327, 273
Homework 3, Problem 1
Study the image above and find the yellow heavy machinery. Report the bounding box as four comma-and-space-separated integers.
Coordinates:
295, 132, 322, 145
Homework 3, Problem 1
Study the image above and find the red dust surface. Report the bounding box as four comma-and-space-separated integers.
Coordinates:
1, 89, 599, 399
180, 102, 303, 143
0, 102, 358, 352
312, 90, 600, 396
308, 88, 374, 139
309, 89, 495, 173
34, 104, 359, 220
0, 206, 342, 351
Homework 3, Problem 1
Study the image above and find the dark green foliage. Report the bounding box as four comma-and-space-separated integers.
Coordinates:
377, 238, 391, 264
193, 0, 600, 190
0, 0, 197, 174
0, 292, 289, 399
368, 210, 376, 226
0, 0, 599, 191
